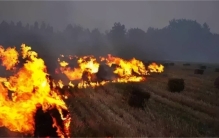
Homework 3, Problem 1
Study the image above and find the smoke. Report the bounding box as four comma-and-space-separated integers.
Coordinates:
0, 1, 219, 64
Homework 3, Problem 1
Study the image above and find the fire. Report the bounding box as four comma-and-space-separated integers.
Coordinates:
58, 55, 99, 81
148, 62, 164, 73
0, 46, 19, 70
0, 43, 164, 137
101, 54, 148, 82
0, 44, 71, 137
57, 54, 164, 88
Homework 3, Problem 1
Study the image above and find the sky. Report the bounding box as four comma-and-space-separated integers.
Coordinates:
0, 1, 218, 33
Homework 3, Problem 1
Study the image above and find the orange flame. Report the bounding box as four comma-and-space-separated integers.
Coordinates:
101, 54, 148, 82
57, 53, 164, 88
0, 44, 71, 137
0, 46, 19, 70
59, 55, 100, 81
148, 62, 164, 73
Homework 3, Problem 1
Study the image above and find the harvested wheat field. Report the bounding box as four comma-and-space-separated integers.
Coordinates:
65, 63, 219, 137
0, 44, 218, 137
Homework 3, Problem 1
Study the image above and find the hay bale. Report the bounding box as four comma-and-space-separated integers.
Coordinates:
34, 105, 70, 137
183, 63, 191, 66
34, 107, 58, 137
163, 63, 169, 67
200, 65, 207, 70
215, 68, 219, 72
81, 69, 92, 85
59, 85, 69, 95
143, 61, 149, 66
194, 69, 204, 74
169, 63, 175, 66
96, 64, 109, 82
81, 65, 111, 87
0, 127, 26, 137
81, 69, 90, 81
59, 85, 75, 96
111, 64, 120, 69
46, 75, 55, 90
127, 85, 150, 108
168, 78, 185, 92
214, 76, 219, 89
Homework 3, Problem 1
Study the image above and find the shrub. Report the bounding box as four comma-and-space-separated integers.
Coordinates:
214, 76, 219, 89
194, 69, 204, 75
168, 78, 185, 92
126, 84, 151, 109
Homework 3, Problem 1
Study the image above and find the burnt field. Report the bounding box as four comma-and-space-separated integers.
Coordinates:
65, 62, 219, 137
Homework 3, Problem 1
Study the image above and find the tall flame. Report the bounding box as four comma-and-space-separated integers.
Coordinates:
0, 44, 71, 137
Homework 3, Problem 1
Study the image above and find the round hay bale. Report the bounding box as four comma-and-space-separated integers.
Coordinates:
215, 68, 219, 72
194, 69, 204, 75
34, 105, 70, 137
168, 78, 185, 92
127, 85, 151, 108
96, 64, 109, 82
199, 65, 207, 70
214, 76, 219, 89
183, 63, 191, 66
169, 63, 175, 66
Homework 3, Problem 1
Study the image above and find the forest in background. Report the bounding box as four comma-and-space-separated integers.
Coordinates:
0, 19, 218, 65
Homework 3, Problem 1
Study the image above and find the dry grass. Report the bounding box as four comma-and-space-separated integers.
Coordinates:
67, 63, 219, 137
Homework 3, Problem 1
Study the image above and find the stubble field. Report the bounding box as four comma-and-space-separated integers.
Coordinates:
0, 62, 218, 137
66, 62, 219, 137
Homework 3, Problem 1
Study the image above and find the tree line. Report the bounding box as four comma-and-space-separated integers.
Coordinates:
0, 19, 218, 64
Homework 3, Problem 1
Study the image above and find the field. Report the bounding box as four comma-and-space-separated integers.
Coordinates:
0, 62, 219, 137
66, 62, 219, 137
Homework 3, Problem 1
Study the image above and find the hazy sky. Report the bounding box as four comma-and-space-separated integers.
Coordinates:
0, 1, 218, 33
